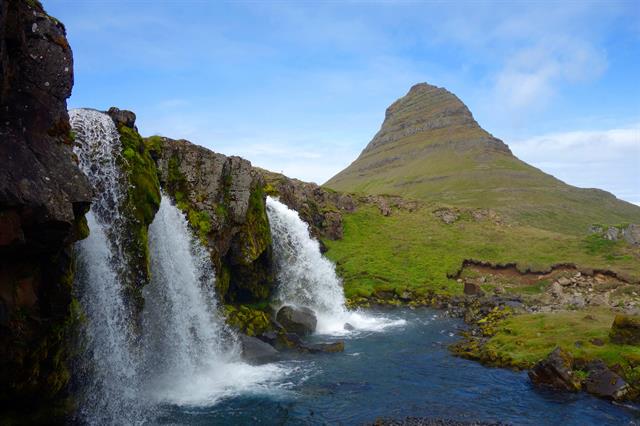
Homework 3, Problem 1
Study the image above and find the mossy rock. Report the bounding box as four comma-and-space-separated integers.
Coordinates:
225, 304, 272, 336
610, 314, 640, 345
114, 124, 161, 313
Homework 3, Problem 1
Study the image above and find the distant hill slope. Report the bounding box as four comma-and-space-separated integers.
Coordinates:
325, 83, 640, 234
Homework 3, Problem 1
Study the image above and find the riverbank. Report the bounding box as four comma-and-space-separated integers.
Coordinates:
344, 287, 640, 403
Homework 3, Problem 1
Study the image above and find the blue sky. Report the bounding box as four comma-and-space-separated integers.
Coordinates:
46, 0, 640, 204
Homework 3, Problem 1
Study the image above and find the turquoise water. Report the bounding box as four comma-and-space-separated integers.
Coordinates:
152, 308, 639, 425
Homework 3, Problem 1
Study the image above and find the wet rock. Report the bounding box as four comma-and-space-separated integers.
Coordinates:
528, 347, 581, 392
344, 323, 355, 331
0, 0, 91, 414
609, 314, 640, 345
257, 330, 278, 346
276, 305, 317, 336
239, 334, 280, 365
583, 361, 632, 401
306, 341, 345, 353
463, 282, 484, 297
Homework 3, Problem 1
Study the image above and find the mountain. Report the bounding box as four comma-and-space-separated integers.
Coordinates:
325, 83, 640, 234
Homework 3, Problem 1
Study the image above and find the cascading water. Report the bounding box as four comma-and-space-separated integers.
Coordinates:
70, 108, 145, 424
266, 196, 405, 334
141, 195, 286, 406
71, 108, 287, 422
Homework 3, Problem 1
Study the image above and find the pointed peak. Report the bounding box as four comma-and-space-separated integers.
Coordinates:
367, 82, 479, 153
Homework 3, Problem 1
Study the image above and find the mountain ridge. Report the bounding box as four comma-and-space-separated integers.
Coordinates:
324, 83, 640, 234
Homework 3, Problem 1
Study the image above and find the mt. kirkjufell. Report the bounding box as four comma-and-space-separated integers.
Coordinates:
325, 83, 640, 234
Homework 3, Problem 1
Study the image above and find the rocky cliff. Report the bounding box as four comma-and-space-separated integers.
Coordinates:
259, 169, 355, 242
0, 0, 91, 418
147, 136, 274, 303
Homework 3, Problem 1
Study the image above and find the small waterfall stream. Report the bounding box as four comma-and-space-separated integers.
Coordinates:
70, 109, 145, 424
266, 196, 405, 334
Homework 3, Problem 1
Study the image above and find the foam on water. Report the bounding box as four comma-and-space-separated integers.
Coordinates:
266, 196, 405, 336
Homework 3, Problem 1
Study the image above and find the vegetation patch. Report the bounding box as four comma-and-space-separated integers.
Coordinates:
115, 125, 161, 312
323, 204, 640, 301
479, 309, 640, 387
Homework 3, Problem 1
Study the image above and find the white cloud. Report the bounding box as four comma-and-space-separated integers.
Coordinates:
511, 125, 640, 203
494, 39, 607, 110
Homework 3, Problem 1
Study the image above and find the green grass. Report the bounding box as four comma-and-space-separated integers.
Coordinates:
484, 309, 640, 381
323, 205, 640, 300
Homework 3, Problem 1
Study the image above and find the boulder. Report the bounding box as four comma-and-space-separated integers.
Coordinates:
583, 361, 632, 401
107, 107, 137, 130
528, 347, 581, 392
622, 224, 640, 246
609, 314, 640, 345
276, 305, 317, 336
238, 334, 280, 365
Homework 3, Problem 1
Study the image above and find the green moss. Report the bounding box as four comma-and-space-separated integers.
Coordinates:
238, 185, 272, 262
144, 135, 164, 158
187, 209, 212, 244
114, 125, 161, 311
224, 304, 271, 336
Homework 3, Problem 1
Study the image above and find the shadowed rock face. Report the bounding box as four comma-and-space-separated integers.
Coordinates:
0, 0, 91, 417
0, 0, 91, 251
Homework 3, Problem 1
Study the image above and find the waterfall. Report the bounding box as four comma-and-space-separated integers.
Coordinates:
71, 107, 287, 422
141, 195, 286, 406
70, 108, 145, 424
266, 196, 405, 334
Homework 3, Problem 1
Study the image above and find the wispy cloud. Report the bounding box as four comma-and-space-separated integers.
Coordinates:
511, 125, 640, 203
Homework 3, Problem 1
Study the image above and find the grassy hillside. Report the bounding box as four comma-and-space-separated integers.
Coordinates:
323, 203, 640, 300
325, 83, 640, 234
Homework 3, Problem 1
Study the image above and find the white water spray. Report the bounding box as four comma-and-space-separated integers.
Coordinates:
142, 195, 286, 406
71, 109, 287, 422
70, 109, 145, 424
266, 196, 405, 335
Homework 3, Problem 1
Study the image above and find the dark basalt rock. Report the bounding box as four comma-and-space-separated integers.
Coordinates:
276, 305, 317, 336
583, 360, 632, 401
238, 334, 280, 365
107, 106, 137, 130
528, 347, 581, 392
609, 314, 640, 345
0, 0, 91, 418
